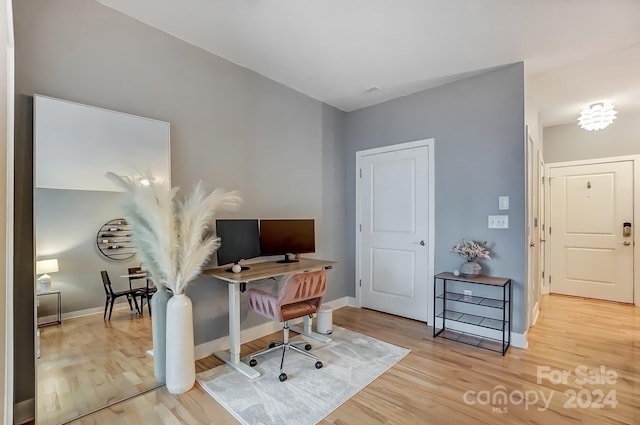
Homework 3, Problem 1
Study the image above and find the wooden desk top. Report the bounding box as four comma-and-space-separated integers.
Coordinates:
203, 258, 336, 283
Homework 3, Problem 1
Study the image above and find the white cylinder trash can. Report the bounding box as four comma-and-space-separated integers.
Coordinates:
316, 304, 333, 334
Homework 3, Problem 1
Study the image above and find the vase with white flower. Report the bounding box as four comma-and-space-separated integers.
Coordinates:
451, 239, 491, 277
107, 172, 242, 394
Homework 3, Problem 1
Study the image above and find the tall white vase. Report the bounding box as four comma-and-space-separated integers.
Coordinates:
165, 293, 195, 394
150, 285, 172, 382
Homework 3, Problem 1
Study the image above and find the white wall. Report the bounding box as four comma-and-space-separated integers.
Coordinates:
35, 189, 140, 315
544, 112, 640, 163
525, 68, 542, 151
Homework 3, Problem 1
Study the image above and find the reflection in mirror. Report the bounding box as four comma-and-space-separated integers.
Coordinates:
34, 95, 170, 424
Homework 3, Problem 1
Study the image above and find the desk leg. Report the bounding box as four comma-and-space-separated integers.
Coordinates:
290, 315, 332, 343
213, 282, 260, 379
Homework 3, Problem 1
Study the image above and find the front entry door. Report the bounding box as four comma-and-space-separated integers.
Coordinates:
549, 160, 634, 303
358, 141, 432, 322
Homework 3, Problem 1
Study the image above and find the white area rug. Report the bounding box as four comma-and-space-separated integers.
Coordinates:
196, 326, 410, 425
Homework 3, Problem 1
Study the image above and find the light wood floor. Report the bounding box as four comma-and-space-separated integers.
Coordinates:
66, 295, 640, 425
37, 306, 158, 425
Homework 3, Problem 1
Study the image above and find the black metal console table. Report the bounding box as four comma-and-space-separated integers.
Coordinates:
433, 272, 511, 355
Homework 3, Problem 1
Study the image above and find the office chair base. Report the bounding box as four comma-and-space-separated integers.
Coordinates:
248, 339, 321, 381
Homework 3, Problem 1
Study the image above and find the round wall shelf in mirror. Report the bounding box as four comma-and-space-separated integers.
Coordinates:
96, 218, 136, 261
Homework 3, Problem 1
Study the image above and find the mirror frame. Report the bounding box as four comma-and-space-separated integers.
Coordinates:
33, 94, 171, 423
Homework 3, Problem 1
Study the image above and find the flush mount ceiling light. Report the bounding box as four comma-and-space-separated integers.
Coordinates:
578, 102, 617, 131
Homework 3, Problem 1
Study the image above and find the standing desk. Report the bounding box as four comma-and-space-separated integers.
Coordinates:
203, 258, 336, 379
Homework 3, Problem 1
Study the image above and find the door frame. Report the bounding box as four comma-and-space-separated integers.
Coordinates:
526, 130, 542, 328
539, 152, 547, 297
2, 1, 14, 423
355, 138, 435, 323
545, 154, 640, 307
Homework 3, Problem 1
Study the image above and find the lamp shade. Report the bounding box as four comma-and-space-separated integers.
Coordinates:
578, 103, 617, 131
36, 259, 59, 275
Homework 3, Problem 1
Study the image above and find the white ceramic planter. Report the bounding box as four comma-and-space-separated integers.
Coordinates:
150, 286, 172, 381
460, 261, 482, 277
165, 293, 195, 394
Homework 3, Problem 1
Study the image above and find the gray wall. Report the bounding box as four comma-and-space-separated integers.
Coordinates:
35, 189, 139, 316
544, 112, 640, 163
14, 0, 348, 406
344, 63, 527, 333
15, 0, 527, 411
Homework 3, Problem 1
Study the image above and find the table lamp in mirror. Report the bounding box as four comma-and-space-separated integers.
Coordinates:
36, 258, 58, 293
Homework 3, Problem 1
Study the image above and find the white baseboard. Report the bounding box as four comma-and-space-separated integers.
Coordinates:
38, 302, 137, 324
39, 297, 355, 327
345, 296, 358, 307
511, 331, 528, 349
14, 398, 34, 425
194, 296, 354, 360
60, 295, 526, 364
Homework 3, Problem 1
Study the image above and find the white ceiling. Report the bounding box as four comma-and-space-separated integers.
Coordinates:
98, 0, 640, 127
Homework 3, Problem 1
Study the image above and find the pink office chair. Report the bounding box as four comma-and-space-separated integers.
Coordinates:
246, 270, 327, 382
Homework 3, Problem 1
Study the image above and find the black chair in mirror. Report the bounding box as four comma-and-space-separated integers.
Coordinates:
100, 270, 141, 320
128, 267, 157, 316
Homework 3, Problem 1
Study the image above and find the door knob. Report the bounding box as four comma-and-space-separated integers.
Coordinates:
413, 240, 425, 246
623, 241, 631, 246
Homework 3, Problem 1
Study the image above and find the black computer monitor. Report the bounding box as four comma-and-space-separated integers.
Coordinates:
259, 219, 315, 263
216, 219, 261, 272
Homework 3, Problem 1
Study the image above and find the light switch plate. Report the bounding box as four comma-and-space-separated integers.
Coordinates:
488, 215, 509, 229
499, 196, 509, 210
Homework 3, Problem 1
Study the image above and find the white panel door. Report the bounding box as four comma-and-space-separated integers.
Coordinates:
359, 144, 430, 321
549, 161, 633, 303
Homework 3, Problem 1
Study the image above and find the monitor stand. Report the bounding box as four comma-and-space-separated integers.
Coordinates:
276, 254, 299, 264
225, 263, 251, 273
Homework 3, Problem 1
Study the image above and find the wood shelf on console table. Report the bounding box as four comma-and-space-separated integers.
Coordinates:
434, 272, 511, 286
433, 272, 512, 355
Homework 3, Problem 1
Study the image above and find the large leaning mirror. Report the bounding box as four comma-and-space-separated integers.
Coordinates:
33, 94, 170, 424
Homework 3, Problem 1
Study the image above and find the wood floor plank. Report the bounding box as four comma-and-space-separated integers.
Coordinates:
37, 309, 157, 425
66, 295, 639, 424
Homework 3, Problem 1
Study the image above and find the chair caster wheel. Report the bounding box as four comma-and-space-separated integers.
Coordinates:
305, 344, 312, 351
269, 342, 277, 349
315, 361, 323, 369
249, 359, 257, 367
279, 373, 287, 382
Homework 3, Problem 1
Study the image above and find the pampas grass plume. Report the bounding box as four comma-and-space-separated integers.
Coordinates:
106, 172, 242, 294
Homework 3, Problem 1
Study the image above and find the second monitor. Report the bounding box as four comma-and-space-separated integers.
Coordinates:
259, 219, 315, 263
